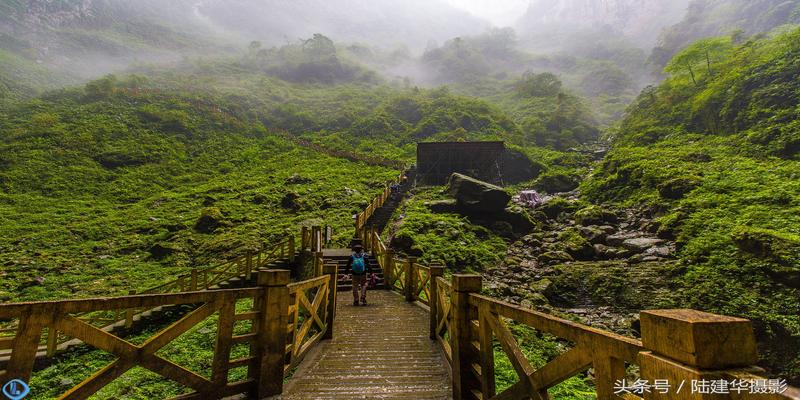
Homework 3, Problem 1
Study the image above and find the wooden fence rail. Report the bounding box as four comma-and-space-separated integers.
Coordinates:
0, 269, 337, 400
364, 227, 800, 400
0, 236, 301, 360
354, 172, 406, 236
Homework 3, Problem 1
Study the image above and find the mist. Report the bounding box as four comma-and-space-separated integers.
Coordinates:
2, 0, 798, 109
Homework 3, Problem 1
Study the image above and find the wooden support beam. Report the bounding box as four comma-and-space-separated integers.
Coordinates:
451, 274, 482, 400
323, 264, 338, 340
254, 270, 291, 398
428, 266, 445, 340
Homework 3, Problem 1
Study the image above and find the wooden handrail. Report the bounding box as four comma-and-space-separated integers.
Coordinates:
378, 245, 799, 400
0, 270, 338, 399
354, 171, 406, 234
0, 233, 301, 365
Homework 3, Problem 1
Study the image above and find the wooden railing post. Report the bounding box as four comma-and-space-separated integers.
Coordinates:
301, 226, 309, 250
46, 325, 58, 357
190, 269, 199, 291
125, 289, 136, 328
312, 226, 322, 252
384, 250, 394, 290
288, 236, 296, 263
3, 314, 46, 386
255, 270, 291, 398
638, 309, 762, 400
314, 251, 324, 277
404, 258, 416, 302
428, 266, 445, 340
245, 252, 253, 279
323, 264, 338, 340
451, 274, 482, 400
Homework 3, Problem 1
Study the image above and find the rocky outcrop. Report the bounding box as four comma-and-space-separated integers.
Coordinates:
194, 207, 228, 233
447, 173, 511, 213
534, 173, 580, 194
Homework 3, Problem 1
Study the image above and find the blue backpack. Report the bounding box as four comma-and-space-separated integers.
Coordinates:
352, 254, 366, 274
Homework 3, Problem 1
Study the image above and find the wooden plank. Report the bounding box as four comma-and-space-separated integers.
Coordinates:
59, 359, 132, 400
0, 288, 260, 318
56, 315, 138, 357
227, 357, 257, 370
470, 294, 643, 361
478, 302, 496, 399
234, 311, 259, 321
484, 311, 540, 399
530, 345, 592, 391
287, 276, 328, 294
5, 312, 47, 383
231, 333, 258, 345
141, 355, 214, 394
491, 380, 528, 400
211, 299, 236, 387
141, 301, 221, 354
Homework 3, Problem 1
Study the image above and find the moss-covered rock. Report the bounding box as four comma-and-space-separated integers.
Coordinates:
658, 176, 702, 199
556, 227, 594, 259
539, 251, 574, 264
574, 205, 618, 226
534, 173, 580, 193
732, 227, 800, 267
537, 197, 582, 219
194, 207, 227, 234
447, 173, 511, 213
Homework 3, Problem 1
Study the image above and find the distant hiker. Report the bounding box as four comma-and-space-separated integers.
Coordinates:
346, 244, 373, 305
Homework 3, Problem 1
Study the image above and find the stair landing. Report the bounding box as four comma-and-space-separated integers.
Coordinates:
280, 290, 452, 399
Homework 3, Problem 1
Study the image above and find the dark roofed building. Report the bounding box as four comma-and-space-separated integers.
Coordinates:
416, 141, 507, 185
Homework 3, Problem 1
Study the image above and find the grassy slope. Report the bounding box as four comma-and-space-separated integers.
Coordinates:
584, 27, 800, 380
0, 85, 396, 302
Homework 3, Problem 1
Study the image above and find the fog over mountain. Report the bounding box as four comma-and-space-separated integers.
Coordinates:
516, 0, 692, 51
195, 0, 490, 52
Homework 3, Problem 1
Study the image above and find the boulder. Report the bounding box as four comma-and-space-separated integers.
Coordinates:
534, 173, 580, 194
447, 173, 511, 213
539, 251, 574, 264
658, 177, 702, 199
428, 200, 459, 213
285, 173, 312, 184
537, 198, 582, 219
580, 226, 608, 244
732, 227, 800, 266
644, 246, 673, 258
280, 192, 300, 209
574, 205, 618, 226
148, 243, 176, 260
194, 207, 227, 233
622, 237, 666, 253
500, 206, 536, 232
606, 232, 641, 247
557, 228, 594, 260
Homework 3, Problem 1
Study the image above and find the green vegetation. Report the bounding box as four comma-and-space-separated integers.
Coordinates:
390, 188, 508, 271
0, 80, 396, 302
585, 27, 800, 379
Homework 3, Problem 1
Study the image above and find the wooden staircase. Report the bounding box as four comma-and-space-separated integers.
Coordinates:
323, 249, 387, 291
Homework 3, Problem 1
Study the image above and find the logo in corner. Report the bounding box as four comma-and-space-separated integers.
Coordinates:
2, 379, 30, 400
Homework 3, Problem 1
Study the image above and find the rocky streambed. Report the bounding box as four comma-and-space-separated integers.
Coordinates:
483, 191, 683, 336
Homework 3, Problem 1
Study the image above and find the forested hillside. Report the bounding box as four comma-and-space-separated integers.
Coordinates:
1, 0, 799, 395
650, 0, 800, 67
585, 27, 800, 380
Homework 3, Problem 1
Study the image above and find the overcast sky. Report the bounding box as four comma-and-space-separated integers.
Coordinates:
444, 0, 530, 26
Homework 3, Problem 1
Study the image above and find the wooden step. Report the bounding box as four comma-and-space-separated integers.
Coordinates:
282, 291, 451, 399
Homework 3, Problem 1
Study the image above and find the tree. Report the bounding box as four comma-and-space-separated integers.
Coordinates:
515, 72, 562, 97
665, 37, 733, 85
303, 34, 336, 61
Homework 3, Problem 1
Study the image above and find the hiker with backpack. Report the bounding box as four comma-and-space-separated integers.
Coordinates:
346, 244, 373, 305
